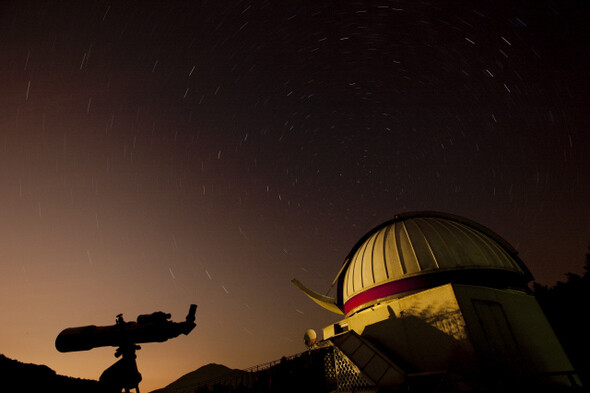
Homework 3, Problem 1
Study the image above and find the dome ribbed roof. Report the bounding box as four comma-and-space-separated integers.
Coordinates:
335, 212, 532, 315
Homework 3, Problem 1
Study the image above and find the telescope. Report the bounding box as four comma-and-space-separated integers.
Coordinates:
56, 304, 197, 393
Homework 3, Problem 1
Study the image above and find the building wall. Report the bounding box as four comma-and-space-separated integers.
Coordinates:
453, 284, 579, 386
323, 283, 579, 387
323, 284, 479, 375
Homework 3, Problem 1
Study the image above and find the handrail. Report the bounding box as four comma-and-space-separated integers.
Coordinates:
186, 349, 312, 391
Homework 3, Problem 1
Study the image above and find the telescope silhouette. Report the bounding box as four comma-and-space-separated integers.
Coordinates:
55, 304, 197, 393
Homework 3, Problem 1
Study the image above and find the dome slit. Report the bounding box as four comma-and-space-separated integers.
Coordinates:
369, 231, 380, 284
441, 220, 483, 267
416, 218, 448, 268
411, 218, 440, 270
400, 222, 420, 274
359, 235, 370, 288
467, 226, 518, 271
394, 223, 407, 275
446, 221, 491, 266
428, 219, 463, 267
381, 225, 391, 279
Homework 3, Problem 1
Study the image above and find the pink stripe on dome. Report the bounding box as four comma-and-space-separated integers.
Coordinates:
343, 275, 429, 315
342, 269, 527, 315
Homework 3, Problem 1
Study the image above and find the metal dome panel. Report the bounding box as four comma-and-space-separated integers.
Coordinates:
293, 211, 532, 316
341, 214, 528, 304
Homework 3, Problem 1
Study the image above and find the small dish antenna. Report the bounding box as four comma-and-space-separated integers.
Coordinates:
304, 329, 317, 348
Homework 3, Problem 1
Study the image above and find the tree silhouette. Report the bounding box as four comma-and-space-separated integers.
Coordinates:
533, 244, 590, 384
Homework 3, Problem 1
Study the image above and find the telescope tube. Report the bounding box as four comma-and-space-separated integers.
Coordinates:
56, 304, 197, 353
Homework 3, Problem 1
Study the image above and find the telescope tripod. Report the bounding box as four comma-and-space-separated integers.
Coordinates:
100, 344, 143, 393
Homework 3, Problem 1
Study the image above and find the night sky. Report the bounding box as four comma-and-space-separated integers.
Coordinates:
1, 0, 589, 391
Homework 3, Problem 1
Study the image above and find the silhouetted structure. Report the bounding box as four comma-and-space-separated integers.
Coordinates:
0, 354, 101, 393
56, 304, 197, 393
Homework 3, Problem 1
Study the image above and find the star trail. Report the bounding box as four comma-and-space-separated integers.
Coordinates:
0, 1, 588, 391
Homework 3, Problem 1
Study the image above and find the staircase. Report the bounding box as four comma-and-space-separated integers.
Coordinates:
329, 330, 406, 391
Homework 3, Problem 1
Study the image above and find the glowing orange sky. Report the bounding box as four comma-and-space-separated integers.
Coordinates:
1, 1, 589, 392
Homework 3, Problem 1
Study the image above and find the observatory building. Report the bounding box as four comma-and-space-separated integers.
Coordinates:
294, 212, 580, 390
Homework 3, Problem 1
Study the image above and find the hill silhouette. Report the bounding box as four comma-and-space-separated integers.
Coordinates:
150, 349, 334, 393
0, 354, 101, 393
150, 363, 245, 393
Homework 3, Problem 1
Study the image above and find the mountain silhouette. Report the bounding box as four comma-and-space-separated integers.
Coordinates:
150, 349, 334, 393
0, 354, 101, 393
150, 363, 244, 393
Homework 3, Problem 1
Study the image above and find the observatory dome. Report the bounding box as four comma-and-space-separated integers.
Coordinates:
333, 212, 532, 315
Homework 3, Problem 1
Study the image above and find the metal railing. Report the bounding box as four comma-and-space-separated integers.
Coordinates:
185, 350, 310, 392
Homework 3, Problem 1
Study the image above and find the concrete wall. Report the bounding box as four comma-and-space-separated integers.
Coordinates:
322, 283, 579, 387
453, 284, 579, 386
323, 284, 479, 375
